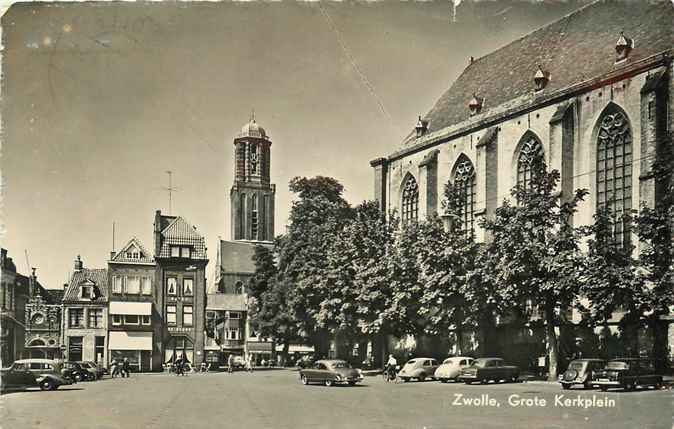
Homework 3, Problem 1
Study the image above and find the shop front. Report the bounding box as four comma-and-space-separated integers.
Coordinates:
109, 331, 153, 372
247, 341, 273, 366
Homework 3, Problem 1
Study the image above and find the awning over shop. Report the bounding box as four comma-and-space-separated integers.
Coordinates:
109, 331, 152, 350
247, 342, 273, 352
110, 301, 152, 315
275, 344, 315, 353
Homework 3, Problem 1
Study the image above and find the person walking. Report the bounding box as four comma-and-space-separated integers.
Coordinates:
110, 358, 119, 378
246, 354, 253, 373
227, 354, 234, 374
122, 357, 131, 378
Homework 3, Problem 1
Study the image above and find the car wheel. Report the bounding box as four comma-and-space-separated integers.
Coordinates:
300, 375, 308, 385
511, 375, 519, 383
624, 382, 634, 392
480, 378, 488, 384
583, 380, 592, 390
440, 378, 448, 383
324, 379, 334, 387
600, 386, 608, 392
418, 373, 426, 382
464, 380, 472, 385
348, 381, 357, 386
401, 377, 409, 383
561, 383, 571, 390
39, 379, 55, 391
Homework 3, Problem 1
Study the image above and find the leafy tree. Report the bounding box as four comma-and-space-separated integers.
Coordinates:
480, 160, 588, 380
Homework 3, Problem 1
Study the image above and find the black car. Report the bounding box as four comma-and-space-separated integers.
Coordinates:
61, 361, 93, 382
593, 358, 664, 391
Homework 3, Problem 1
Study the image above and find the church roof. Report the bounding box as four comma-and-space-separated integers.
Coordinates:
404, 0, 674, 145
157, 216, 207, 260
218, 240, 260, 274
110, 237, 154, 264
63, 268, 109, 303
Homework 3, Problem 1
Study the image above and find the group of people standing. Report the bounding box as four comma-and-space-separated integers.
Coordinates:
110, 357, 131, 378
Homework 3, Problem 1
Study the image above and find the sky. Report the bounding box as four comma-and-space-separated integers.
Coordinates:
1, 0, 588, 290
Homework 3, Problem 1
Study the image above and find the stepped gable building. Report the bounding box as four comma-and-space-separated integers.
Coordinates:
371, 1, 674, 364
23, 271, 62, 360
62, 256, 109, 364
206, 118, 276, 367
107, 237, 161, 371
154, 211, 208, 367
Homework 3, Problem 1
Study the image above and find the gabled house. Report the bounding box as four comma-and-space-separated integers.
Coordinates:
154, 211, 208, 367
62, 256, 108, 364
107, 237, 160, 371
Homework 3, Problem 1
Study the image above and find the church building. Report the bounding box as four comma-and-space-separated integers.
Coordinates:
206, 117, 276, 366
371, 1, 673, 364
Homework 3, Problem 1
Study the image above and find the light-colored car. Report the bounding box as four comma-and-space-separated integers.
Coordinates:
434, 357, 474, 383
398, 358, 439, 382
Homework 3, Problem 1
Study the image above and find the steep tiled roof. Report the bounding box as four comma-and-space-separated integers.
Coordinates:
44, 289, 65, 304
63, 268, 109, 303
157, 216, 207, 259
405, 0, 674, 145
110, 237, 154, 264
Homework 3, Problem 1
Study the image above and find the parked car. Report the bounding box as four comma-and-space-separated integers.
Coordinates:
593, 358, 663, 391
434, 357, 474, 383
398, 358, 440, 382
78, 361, 102, 380
61, 361, 93, 382
1, 359, 70, 391
231, 356, 246, 370
559, 359, 606, 390
299, 359, 363, 386
459, 357, 520, 384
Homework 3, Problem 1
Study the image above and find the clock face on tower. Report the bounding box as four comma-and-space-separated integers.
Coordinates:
31, 313, 45, 325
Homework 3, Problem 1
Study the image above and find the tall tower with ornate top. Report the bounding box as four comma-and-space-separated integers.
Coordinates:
230, 115, 275, 242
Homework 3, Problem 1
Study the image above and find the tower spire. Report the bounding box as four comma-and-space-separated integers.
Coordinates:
250, 108, 255, 122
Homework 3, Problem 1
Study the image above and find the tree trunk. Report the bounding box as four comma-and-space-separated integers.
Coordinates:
455, 328, 464, 356
545, 303, 559, 381
650, 315, 668, 373
281, 341, 290, 367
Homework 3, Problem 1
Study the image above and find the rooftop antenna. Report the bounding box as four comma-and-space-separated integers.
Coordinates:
163, 170, 179, 215
112, 221, 116, 253
250, 108, 255, 122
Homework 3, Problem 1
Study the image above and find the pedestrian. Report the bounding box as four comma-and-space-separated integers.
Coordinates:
122, 357, 131, 378
227, 354, 234, 374
200, 361, 208, 373
175, 358, 184, 376
110, 359, 119, 378
246, 354, 253, 373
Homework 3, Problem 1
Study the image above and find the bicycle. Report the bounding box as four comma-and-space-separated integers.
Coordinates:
382, 366, 398, 383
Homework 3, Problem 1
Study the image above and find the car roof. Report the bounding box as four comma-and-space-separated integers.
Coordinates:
476, 357, 503, 361
316, 359, 346, 365
571, 358, 605, 362
14, 359, 58, 364
445, 356, 473, 361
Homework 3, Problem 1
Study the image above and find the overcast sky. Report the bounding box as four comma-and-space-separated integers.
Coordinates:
1, 0, 587, 289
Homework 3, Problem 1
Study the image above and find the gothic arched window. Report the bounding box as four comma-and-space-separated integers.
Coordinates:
239, 193, 246, 239
596, 106, 633, 248
250, 143, 259, 174
452, 156, 477, 235
251, 194, 259, 240
517, 135, 544, 190
401, 174, 419, 223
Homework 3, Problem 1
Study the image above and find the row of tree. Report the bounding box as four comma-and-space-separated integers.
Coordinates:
248, 162, 673, 379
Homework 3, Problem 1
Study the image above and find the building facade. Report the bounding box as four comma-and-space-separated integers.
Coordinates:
1, 249, 23, 366
23, 279, 62, 360
62, 256, 108, 364
154, 211, 208, 367
107, 238, 161, 371
371, 2, 674, 364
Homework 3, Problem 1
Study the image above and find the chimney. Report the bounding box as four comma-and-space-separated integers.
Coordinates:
74, 255, 83, 272
154, 210, 162, 257
63, 283, 69, 291
110, 251, 116, 260
29, 267, 37, 297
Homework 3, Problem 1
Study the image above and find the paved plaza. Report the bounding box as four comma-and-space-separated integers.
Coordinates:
1, 370, 671, 429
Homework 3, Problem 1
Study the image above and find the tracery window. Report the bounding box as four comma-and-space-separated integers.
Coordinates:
452, 156, 477, 235
596, 108, 632, 248
250, 143, 259, 174
517, 135, 544, 190
251, 194, 259, 240
401, 174, 419, 223
239, 193, 246, 239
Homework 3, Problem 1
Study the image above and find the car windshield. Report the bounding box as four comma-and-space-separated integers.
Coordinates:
442, 358, 455, 364
405, 360, 417, 366
472, 359, 488, 368
568, 361, 585, 371
330, 361, 350, 369
607, 361, 629, 370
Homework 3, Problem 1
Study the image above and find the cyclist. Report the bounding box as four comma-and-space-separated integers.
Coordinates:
384, 354, 398, 382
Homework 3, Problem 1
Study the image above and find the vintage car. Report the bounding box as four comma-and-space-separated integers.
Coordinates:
458, 358, 520, 384
62, 361, 94, 381
0, 359, 71, 391
398, 358, 440, 382
559, 359, 606, 390
434, 357, 475, 383
592, 358, 664, 391
78, 361, 103, 380
299, 359, 363, 386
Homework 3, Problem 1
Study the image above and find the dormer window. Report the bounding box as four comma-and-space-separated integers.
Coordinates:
170, 246, 191, 258
468, 94, 483, 115
81, 285, 94, 300
415, 116, 429, 138
615, 31, 634, 63
534, 66, 550, 91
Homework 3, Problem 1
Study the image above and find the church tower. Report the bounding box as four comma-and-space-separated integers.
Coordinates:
230, 116, 275, 242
